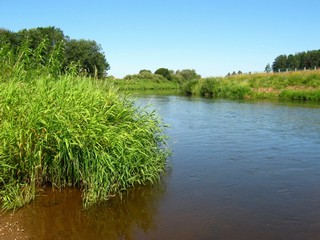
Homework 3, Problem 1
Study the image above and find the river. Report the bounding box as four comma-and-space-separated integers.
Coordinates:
5, 95, 320, 240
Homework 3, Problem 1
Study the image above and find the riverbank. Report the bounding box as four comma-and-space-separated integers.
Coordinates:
181, 71, 320, 101
111, 70, 320, 101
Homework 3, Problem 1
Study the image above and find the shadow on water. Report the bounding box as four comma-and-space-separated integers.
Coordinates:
15, 174, 169, 240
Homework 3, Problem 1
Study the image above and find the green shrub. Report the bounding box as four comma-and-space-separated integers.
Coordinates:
199, 78, 219, 96
181, 80, 198, 95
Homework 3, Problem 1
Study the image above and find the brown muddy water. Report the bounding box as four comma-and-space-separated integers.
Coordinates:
2, 96, 320, 240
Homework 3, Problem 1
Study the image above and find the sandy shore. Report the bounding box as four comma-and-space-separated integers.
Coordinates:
0, 211, 29, 240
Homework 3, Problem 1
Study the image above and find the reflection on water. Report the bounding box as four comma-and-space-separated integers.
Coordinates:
17, 176, 167, 240
135, 96, 320, 240
5, 96, 320, 240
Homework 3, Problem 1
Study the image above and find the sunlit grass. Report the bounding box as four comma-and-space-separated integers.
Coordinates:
0, 39, 169, 210
181, 71, 320, 101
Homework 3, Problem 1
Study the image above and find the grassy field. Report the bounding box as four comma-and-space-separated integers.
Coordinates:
0, 41, 169, 210
181, 71, 320, 101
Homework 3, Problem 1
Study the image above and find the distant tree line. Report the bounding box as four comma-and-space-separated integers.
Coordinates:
0, 26, 109, 78
272, 50, 320, 72
124, 68, 201, 82
226, 70, 243, 77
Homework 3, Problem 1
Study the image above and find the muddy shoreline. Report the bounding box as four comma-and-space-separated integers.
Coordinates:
0, 211, 29, 240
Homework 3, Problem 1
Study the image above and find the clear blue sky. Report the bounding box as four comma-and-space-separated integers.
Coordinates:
1, 0, 320, 77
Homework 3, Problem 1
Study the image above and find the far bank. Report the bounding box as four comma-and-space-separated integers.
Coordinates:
110, 70, 320, 102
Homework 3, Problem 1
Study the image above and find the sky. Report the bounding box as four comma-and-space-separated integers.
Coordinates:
1, 0, 320, 78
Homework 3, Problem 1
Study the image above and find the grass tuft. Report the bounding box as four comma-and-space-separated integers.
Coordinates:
0, 39, 169, 210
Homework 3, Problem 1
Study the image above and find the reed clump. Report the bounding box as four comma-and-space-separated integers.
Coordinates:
0, 40, 169, 210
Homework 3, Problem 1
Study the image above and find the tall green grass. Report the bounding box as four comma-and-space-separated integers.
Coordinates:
0, 40, 169, 210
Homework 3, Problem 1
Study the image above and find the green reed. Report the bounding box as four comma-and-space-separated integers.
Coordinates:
0, 40, 169, 210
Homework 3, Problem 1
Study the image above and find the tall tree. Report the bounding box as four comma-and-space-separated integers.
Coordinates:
264, 63, 272, 73
272, 49, 320, 71
286, 54, 299, 70
272, 55, 287, 72
1, 26, 110, 78
16, 27, 66, 53
65, 39, 109, 78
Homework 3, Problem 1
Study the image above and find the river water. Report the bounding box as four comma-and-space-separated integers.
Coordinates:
9, 95, 320, 239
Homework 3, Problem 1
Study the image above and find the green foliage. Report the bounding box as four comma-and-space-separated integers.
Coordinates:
139, 69, 152, 74
65, 39, 109, 78
17, 26, 66, 54
0, 28, 19, 47
279, 89, 320, 101
272, 50, 320, 72
118, 68, 201, 88
286, 54, 299, 70
115, 78, 178, 91
182, 78, 251, 99
124, 71, 167, 82
0, 41, 169, 210
0, 26, 110, 78
175, 69, 201, 81
272, 55, 288, 72
265, 63, 272, 73
0, 37, 65, 81
181, 71, 320, 101
118, 71, 179, 90
180, 80, 199, 95
154, 68, 172, 81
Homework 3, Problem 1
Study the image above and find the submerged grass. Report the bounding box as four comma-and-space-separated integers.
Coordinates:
0, 40, 169, 210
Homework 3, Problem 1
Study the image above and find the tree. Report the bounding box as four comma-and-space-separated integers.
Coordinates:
139, 69, 152, 74
0, 28, 19, 47
154, 68, 172, 80
65, 39, 110, 78
16, 27, 66, 55
298, 52, 307, 69
308, 50, 320, 68
1, 26, 110, 78
237, 70, 243, 75
286, 54, 299, 70
176, 69, 201, 81
264, 63, 272, 73
272, 54, 287, 72
272, 49, 320, 71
